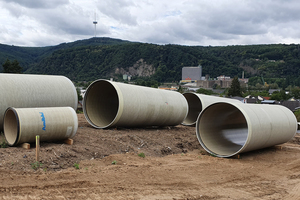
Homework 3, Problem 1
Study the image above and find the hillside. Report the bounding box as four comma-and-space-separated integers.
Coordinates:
1, 38, 300, 86
0, 37, 131, 72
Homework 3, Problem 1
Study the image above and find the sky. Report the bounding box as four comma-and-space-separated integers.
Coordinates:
0, 0, 300, 47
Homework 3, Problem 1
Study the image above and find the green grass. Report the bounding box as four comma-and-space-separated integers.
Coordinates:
111, 160, 117, 165
0, 132, 8, 148
31, 162, 43, 170
73, 163, 80, 169
138, 152, 145, 158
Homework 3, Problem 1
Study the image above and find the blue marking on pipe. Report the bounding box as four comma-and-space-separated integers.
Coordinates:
39, 112, 46, 131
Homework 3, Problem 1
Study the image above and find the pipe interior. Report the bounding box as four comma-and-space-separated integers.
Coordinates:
3, 109, 19, 146
197, 103, 248, 157
85, 81, 119, 128
182, 93, 202, 125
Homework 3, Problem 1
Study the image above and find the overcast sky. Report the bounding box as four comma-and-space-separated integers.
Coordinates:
0, 0, 299, 47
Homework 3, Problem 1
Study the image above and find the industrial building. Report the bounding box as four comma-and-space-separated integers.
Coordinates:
182, 65, 202, 81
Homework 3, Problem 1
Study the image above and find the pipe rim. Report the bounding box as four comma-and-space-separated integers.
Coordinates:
196, 102, 250, 157
83, 79, 122, 128
182, 93, 202, 126
63, 76, 79, 110
3, 107, 20, 146
68, 107, 79, 138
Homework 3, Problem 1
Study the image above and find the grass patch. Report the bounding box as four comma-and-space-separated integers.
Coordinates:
0, 132, 8, 148
138, 152, 145, 158
73, 163, 80, 169
31, 162, 43, 170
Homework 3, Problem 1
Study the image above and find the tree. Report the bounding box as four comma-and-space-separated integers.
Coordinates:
228, 76, 242, 97
270, 90, 288, 101
2, 59, 23, 73
196, 88, 213, 95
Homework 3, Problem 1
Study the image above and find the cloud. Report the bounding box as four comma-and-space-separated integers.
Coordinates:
3, 0, 69, 9
96, 0, 137, 26
1, 0, 300, 46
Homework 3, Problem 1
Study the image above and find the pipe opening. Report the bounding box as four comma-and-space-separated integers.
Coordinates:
3, 108, 19, 146
84, 80, 119, 128
197, 103, 248, 157
182, 93, 202, 125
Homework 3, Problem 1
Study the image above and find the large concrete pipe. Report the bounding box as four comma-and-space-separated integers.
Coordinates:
3, 107, 78, 146
83, 80, 188, 128
196, 102, 297, 157
0, 74, 78, 131
182, 93, 242, 126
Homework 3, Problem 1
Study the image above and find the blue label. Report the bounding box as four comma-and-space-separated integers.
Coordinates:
39, 112, 46, 131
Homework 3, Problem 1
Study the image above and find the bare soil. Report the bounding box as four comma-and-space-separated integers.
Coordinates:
0, 114, 300, 199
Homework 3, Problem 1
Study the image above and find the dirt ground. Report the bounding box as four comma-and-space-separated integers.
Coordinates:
0, 114, 300, 199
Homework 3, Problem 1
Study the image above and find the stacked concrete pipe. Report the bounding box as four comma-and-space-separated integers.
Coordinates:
182, 93, 242, 126
196, 102, 297, 157
83, 79, 188, 128
0, 74, 78, 131
4, 107, 78, 146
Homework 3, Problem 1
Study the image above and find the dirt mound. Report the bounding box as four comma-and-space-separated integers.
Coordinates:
0, 114, 300, 199
0, 114, 202, 172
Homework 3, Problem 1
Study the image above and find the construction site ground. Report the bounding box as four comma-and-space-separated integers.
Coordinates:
0, 113, 300, 200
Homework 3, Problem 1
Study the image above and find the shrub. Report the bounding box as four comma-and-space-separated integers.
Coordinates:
138, 152, 145, 158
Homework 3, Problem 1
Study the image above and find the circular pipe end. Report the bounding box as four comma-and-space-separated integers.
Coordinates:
196, 102, 248, 157
3, 108, 20, 146
83, 80, 120, 128
182, 93, 202, 126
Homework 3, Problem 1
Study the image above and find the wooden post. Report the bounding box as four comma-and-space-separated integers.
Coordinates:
36, 135, 40, 162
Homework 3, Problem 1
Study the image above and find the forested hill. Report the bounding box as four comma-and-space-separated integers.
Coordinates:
1, 37, 300, 85
0, 37, 131, 72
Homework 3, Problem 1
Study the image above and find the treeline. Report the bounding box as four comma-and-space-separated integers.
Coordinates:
26, 43, 300, 85
1, 38, 300, 87
0, 37, 130, 72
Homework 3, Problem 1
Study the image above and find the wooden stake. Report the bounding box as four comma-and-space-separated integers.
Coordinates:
36, 135, 40, 162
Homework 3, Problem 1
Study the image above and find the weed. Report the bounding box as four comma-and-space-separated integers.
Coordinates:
43, 168, 47, 172
73, 163, 80, 169
0, 136, 8, 148
31, 162, 43, 170
111, 160, 117, 165
181, 153, 185, 156
11, 162, 14, 165
76, 109, 83, 114
138, 152, 145, 158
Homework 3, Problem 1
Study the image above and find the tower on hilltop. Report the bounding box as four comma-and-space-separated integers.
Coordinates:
93, 12, 98, 37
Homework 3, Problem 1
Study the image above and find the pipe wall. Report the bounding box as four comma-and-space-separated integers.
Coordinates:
182, 93, 242, 126
0, 74, 78, 131
83, 80, 188, 128
4, 107, 78, 146
196, 102, 297, 157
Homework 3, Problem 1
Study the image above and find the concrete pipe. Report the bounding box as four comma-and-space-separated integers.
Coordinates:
182, 93, 242, 126
4, 107, 78, 146
196, 102, 297, 157
83, 80, 188, 128
0, 74, 78, 131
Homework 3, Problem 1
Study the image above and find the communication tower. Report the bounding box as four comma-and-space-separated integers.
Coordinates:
93, 12, 98, 37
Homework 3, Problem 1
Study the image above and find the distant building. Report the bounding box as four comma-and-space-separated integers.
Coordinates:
281, 98, 300, 111
158, 86, 178, 91
217, 75, 231, 81
182, 65, 202, 81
